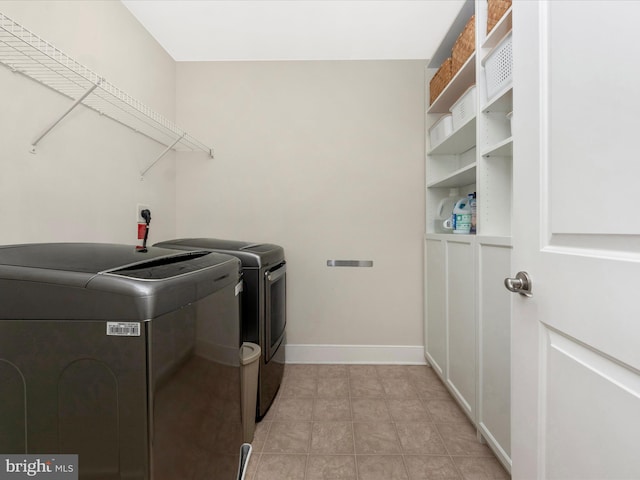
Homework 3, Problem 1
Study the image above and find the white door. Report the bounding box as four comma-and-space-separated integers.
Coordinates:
512, 1, 640, 479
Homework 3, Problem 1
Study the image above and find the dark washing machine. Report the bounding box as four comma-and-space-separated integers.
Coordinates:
155, 238, 285, 419
0, 243, 251, 480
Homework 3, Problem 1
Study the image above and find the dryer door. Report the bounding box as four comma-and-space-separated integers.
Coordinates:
264, 262, 286, 362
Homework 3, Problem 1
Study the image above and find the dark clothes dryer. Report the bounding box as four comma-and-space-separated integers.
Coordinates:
155, 238, 285, 419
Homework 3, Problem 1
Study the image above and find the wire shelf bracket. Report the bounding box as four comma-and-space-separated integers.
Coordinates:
30, 79, 102, 153
141, 133, 185, 180
0, 11, 214, 174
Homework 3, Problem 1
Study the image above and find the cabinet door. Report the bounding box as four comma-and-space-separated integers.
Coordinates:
477, 240, 511, 469
446, 238, 475, 419
425, 237, 446, 377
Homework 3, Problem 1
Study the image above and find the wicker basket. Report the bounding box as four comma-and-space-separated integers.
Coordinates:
487, 0, 512, 33
429, 57, 453, 104
452, 15, 475, 75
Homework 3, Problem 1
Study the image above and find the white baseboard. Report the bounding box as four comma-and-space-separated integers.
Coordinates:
284, 344, 427, 365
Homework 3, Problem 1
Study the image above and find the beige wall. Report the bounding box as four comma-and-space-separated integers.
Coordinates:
0, 1, 178, 245
0, 3, 428, 357
174, 61, 426, 356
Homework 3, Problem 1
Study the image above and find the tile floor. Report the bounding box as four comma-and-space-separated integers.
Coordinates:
244, 364, 510, 480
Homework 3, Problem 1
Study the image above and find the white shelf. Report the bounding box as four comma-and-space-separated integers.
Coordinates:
425, 232, 476, 243
476, 235, 512, 247
429, 117, 476, 155
428, 54, 476, 114
481, 7, 512, 52
483, 87, 513, 113
426, 4, 514, 473
0, 12, 213, 170
482, 137, 513, 157
428, 162, 477, 188
482, 84, 513, 112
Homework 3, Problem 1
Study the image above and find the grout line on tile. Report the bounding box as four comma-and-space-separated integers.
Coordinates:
347, 369, 360, 479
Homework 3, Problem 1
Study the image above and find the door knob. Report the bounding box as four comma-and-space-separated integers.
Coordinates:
504, 271, 532, 297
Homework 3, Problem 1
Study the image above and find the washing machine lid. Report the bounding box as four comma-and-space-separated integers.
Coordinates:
154, 238, 284, 269
157, 238, 253, 251
0, 243, 200, 274
0, 243, 241, 321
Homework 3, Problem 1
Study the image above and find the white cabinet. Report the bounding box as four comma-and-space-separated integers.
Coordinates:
445, 237, 476, 418
424, 237, 446, 376
423, 0, 512, 472
425, 234, 476, 422
477, 236, 511, 464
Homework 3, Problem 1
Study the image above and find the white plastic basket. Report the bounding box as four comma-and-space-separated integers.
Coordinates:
449, 85, 477, 130
483, 31, 513, 100
429, 114, 453, 148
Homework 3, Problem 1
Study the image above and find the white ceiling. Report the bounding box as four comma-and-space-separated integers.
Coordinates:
120, 0, 464, 62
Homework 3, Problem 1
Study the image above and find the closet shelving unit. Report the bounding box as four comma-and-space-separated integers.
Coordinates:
0, 12, 213, 176
424, 0, 513, 473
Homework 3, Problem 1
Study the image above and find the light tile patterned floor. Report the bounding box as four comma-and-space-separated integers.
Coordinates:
245, 364, 510, 480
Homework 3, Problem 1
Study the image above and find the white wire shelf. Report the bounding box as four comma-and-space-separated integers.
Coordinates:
0, 12, 213, 171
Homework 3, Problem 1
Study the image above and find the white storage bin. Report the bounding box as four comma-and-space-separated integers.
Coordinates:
483, 31, 513, 100
429, 114, 453, 148
450, 85, 477, 130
